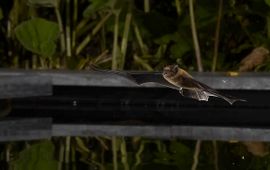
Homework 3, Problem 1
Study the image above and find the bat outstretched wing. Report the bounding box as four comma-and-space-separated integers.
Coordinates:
180, 76, 246, 105
131, 73, 179, 90
89, 65, 179, 90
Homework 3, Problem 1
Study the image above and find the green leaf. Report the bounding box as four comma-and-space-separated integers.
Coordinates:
28, 0, 58, 7
265, 0, 270, 8
15, 17, 59, 57
12, 141, 58, 170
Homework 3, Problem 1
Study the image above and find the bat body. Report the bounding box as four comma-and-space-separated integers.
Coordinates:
163, 65, 246, 104
90, 65, 246, 105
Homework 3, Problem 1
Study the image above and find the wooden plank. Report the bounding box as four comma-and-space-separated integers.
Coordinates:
0, 75, 52, 98
0, 69, 269, 89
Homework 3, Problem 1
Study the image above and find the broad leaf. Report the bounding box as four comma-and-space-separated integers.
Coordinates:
15, 18, 59, 57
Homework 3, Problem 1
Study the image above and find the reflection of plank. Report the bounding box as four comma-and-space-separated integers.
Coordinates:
52, 124, 270, 141
0, 118, 52, 141
0, 75, 52, 98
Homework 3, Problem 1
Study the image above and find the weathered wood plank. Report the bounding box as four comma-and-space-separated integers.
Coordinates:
0, 69, 268, 89
0, 75, 52, 98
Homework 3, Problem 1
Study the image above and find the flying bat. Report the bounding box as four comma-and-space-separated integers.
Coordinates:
90, 65, 246, 105
162, 65, 246, 104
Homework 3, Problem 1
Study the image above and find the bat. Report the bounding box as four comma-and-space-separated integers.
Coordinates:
90, 65, 246, 105
163, 65, 246, 104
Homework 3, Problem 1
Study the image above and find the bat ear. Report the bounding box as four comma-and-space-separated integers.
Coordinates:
173, 64, 178, 72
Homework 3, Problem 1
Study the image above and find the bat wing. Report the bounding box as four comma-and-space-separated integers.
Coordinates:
180, 76, 246, 105
89, 65, 140, 85
180, 88, 210, 102
131, 73, 179, 90
89, 65, 179, 90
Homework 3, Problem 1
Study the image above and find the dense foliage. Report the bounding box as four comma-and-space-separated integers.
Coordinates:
1, 0, 270, 71
1, 138, 270, 170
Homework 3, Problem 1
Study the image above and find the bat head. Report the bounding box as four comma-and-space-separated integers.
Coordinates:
163, 64, 179, 78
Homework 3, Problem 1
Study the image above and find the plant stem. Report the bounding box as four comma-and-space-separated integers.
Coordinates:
144, 0, 150, 13
32, 54, 37, 69
133, 22, 147, 55
212, 0, 223, 72
101, 21, 107, 51
54, 5, 66, 65
65, 136, 71, 170
76, 12, 112, 55
175, 0, 181, 16
71, 143, 76, 170
134, 54, 153, 71
112, 137, 118, 170
40, 57, 46, 68
55, 6, 65, 53
75, 17, 91, 37
120, 138, 129, 170
191, 140, 201, 170
267, 15, 270, 38
212, 141, 219, 170
72, 0, 78, 49
5, 144, 11, 162
112, 11, 121, 70
134, 141, 145, 168
93, 49, 110, 65
6, 143, 12, 169
58, 140, 64, 170
120, 12, 132, 69
8, 0, 21, 59
65, 0, 72, 57
7, 20, 12, 58
189, 0, 203, 72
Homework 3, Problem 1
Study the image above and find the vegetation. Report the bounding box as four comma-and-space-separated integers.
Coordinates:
0, 0, 270, 169
1, 138, 270, 170
1, 0, 270, 71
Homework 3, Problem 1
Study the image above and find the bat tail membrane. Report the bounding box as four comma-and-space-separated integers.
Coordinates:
195, 80, 247, 105
206, 90, 246, 105
217, 95, 246, 105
